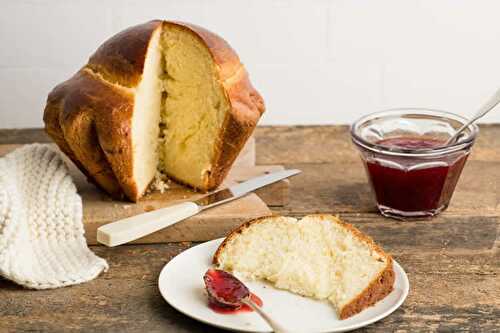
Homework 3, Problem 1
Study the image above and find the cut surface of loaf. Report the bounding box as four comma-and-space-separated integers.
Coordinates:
159, 23, 230, 189
213, 215, 395, 319
43, 20, 264, 201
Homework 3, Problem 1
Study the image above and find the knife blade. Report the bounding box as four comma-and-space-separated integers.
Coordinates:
97, 169, 301, 247
194, 169, 301, 209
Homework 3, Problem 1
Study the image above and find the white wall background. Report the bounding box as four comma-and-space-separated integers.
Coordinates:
1, 0, 500, 128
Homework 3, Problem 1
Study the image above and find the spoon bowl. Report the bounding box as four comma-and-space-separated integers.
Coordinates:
204, 269, 249, 308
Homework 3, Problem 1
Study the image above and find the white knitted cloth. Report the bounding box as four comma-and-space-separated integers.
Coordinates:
0, 144, 108, 289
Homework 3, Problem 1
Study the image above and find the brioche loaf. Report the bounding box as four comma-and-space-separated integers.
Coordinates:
213, 215, 395, 319
43, 20, 264, 201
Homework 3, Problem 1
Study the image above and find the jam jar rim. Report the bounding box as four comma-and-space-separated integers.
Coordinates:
350, 108, 479, 158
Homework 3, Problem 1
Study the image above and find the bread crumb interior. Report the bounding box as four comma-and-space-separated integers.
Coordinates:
215, 216, 388, 313
158, 24, 229, 189
131, 28, 162, 196
131, 24, 229, 196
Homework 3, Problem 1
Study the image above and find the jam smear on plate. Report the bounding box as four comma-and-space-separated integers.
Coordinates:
208, 293, 263, 314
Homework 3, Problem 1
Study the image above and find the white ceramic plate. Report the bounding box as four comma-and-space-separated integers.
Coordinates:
158, 238, 409, 333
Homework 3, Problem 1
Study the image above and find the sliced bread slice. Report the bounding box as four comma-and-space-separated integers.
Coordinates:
213, 215, 395, 319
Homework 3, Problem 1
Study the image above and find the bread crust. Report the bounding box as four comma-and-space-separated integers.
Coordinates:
339, 257, 394, 319
212, 214, 395, 319
43, 20, 264, 201
88, 20, 163, 87
44, 68, 134, 199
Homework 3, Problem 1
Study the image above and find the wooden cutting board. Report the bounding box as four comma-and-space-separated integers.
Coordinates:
0, 140, 289, 245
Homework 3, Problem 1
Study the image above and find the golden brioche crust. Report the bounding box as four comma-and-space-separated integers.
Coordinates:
88, 20, 163, 87
44, 68, 135, 199
212, 214, 395, 320
43, 20, 264, 201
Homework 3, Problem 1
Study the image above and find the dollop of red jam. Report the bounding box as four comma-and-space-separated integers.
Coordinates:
204, 269, 263, 315
365, 137, 468, 213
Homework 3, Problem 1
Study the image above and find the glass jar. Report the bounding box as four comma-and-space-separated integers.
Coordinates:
351, 108, 478, 219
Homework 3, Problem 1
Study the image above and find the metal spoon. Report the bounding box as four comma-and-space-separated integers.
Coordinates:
446, 88, 500, 145
204, 269, 290, 333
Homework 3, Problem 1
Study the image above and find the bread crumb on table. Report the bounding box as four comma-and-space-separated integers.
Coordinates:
149, 171, 170, 193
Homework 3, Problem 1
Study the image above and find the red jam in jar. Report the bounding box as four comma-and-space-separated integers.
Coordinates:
351, 109, 478, 219
365, 138, 468, 214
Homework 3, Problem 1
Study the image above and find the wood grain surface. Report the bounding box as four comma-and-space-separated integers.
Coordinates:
1, 126, 499, 332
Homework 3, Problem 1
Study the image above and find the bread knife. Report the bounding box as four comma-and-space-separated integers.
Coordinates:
97, 169, 301, 247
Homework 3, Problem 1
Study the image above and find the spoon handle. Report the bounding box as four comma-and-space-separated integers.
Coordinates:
242, 299, 291, 333
446, 87, 500, 145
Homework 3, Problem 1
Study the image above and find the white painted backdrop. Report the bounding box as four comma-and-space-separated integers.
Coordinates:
1, 0, 500, 128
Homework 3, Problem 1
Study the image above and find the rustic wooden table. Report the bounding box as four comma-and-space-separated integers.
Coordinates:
1, 126, 499, 332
